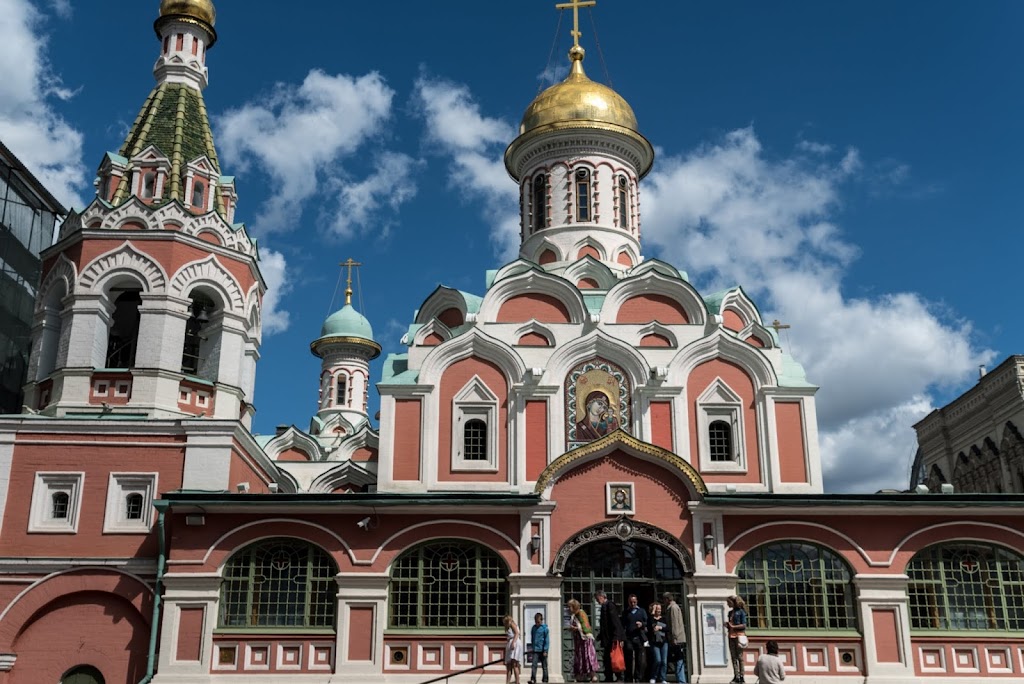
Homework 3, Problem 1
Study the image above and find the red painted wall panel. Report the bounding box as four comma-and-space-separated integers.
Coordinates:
650, 401, 674, 451
348, 606, 375, 661
776, 402, 809, 484
616, 294, 689, 324
526, 400, 548, 481
393, 400, 422, 481
872, 609, 901, 663
177, 606, 205, 661
497, 294, 571, 324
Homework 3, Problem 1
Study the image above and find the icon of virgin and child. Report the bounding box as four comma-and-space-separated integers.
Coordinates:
575, 389, 620, 441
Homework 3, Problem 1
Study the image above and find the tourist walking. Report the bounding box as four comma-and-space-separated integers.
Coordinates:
567, 598, 600, 682
596, 590, 626, 682
504, 615, 524, 684
622, 594, 648, 683
726, 596, 748, 684
647, 602, 669, 684
662, 593, 688, 683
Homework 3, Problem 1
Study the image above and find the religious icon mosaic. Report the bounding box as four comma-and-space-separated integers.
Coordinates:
565, 358, 630, 448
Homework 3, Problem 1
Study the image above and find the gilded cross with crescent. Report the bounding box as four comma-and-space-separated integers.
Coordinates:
555, 0, 596, 48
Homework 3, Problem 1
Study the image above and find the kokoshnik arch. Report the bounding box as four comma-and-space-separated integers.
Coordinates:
0, 1, 1021, 683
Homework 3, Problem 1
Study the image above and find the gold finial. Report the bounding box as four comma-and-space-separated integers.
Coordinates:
340, 258, 362, 306
555, 0, 596, 49
771, 319, 791, 333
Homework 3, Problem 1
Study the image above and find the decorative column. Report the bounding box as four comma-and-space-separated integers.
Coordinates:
156, 573, 221, 677
508, 573, 567, 683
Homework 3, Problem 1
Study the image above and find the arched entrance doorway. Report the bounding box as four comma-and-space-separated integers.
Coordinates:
556, 520, 693, 682
61, 666, 105, 684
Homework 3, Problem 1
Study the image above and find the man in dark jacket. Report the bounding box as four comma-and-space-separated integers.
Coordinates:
621, 594, 648, 683
596, 590, 626, 682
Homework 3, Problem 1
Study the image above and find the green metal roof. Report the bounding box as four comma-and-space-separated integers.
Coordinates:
112, 82, 225, 216
381, 353, 418, 384
319, 304, 375, 341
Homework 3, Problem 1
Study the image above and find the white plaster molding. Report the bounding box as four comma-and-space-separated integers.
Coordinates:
414, 285, 471, 326
670, 329, 779, 390
476, 269, 588, 325
77, 242, 169, 295
601, 269, 707, 325
169, 254, 245, 312
561, 255, 617, 289
418, 328, 526, 388
34, 254, 77, 312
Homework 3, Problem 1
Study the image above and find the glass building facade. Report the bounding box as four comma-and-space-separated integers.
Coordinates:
0, 141, 65, 415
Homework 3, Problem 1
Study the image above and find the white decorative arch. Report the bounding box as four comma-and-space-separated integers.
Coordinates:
719, 287, 763, 327
264, 426, 325, 462
376, 520, 520, 569
100, 196, 162, 231
308, 461, 376, 493
636, 322, 678, 348
571, 235, 608, 261
414, 285, 473, 326
34, 254, 77, 312
669, 329, 778, 389
542, 329, 650, 390
169, 254, 245, 312
562, 256, 617, 290
418, 328, 526, 387
413, 319, 454, 346
325, 423, 379, 462
493, 258, 539, 285
531, 239, 563, 265
614, 246, 639, 267
477, 269, 588, 325
513, 321, 555, 347
737, 321, 776, 349
77, 242, 169, 295
601, 269, 707, 325
627, 259, 683, 281
201, 519, 356, 568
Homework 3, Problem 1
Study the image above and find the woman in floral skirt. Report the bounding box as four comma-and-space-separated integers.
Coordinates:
566, 598, 600, 682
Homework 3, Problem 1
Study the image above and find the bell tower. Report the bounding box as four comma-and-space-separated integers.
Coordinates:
24, 0, 264, 425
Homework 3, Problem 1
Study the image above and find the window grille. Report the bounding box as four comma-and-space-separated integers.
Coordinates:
389, 540, 509, 629
532, 175, 547, 233
618, 176, 629, 229
709, 420, 733, 462
463, 419, 487, 461
736, 542, 857, 631
908, 542, 1024, 631
219, 538, 337, 629
51, 492, 70, 519
125, 493, 144, 520
575, 169, 591, 222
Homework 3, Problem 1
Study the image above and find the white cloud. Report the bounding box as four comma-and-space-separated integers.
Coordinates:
49, 0, 71, 19
327, 151, 422, 239
257, 246, 291, 335
0, 0, 86, 207
413, 75, 520, 259
642, 126, 993, 491
216, 69, 414, 236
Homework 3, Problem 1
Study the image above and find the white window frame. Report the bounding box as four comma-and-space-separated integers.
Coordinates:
29, 472, 84, 533
696, 379, 746, 473
450, 375, 499, 472
103, 472, 158, 533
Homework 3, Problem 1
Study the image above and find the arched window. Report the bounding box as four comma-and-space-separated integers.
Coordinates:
575, 168, 591, 222
531, 174, 547, 233
51, 491, 70, 519
141, 172, 155, 199
192, 180, 205, 209
61, 666, 105, 684
105, 289, 142, 368
125, 493, 144, 520
709, 420, 733, 462
463, 419, 487, 461
335, 373, 348, 407
181, 291, 217, 378
618, 176, 629, 229
390, 540, 509, 629
220, 538, 338, 629
908, 542, 1024, 631
736, 542, 857, 631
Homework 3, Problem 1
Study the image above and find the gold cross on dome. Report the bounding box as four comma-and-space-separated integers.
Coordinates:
771, 319, 791, 333
555, 0, 596, 48
340, 258, 362, 306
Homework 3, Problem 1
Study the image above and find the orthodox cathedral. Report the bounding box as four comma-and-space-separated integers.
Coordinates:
0, 2, 1021, 683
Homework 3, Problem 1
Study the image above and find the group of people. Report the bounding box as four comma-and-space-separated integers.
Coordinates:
565, 591, 688, 683
504, 592, 782, 684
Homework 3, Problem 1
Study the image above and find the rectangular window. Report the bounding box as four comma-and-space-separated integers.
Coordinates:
103, 473, 157, 533
577, 180, 590, 221
29, 473, 84, 533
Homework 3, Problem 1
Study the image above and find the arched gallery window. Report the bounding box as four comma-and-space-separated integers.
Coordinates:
105, 289, 142, 368
531, 174, 547, 233
335, 373, 348, 407
575, 168, 591, 222
908, 542, 1024, 631
220, 538, 338, 629
61, 666, 105, 684
181, 291, 217, 379
389, 540, 509, 629
736, 541, 857, 630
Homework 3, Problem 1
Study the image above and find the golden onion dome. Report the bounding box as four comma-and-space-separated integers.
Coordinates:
505, 46, 654, 181
520, 46, 637, 135
156, 0, 217, 45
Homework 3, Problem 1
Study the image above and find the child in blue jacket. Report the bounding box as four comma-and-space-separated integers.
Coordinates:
529, 612, 550, 683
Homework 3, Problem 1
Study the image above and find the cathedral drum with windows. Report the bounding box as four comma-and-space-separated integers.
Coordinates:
0, 2, 1021, 684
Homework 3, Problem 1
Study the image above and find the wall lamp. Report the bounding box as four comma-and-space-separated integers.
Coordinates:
702, 533, 715, 557
529, 533, 542, 554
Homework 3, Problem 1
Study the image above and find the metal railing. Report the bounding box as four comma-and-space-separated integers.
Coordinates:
416, 658, 506, 684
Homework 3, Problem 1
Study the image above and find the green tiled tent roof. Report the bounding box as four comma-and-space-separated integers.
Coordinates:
112, 82, 225, 216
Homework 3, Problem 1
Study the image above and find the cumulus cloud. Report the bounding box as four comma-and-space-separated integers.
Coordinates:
216, 69, 417, 237
257, 247, 291, 335
642, 127, 993, 491
0, 0, 86, 207
413, 75, 520, 258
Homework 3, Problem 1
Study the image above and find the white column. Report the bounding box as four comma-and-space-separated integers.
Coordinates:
508, 574, 566, 683
335, 572, 389, 681
156, 573, 221, 677
856, 574, 916, 683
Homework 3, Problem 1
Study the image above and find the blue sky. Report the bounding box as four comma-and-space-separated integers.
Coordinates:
2, 0, 1021, 492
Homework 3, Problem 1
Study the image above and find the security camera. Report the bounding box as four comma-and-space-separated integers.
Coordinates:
356, 516, 372, 530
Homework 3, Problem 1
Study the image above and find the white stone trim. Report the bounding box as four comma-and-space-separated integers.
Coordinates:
450, 375, 499, 472
103, 472, 158, 533
601, 268, 707, 326
696, 379, 747, 472
169, 254, 245, 313
28, 472, 84, 533
77, 242, 169, 295
476, 269, 588, 325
